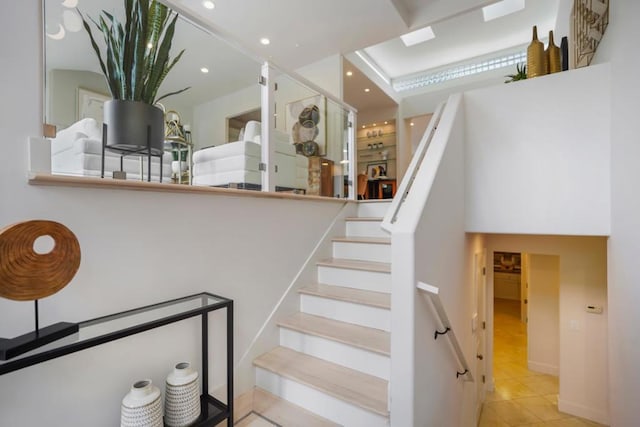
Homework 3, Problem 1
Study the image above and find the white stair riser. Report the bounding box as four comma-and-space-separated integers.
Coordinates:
332, 241, 391, 263
357, 202, 392, 218
256, 368, 389, 427
279, 328, 390, 380
317, 266, 391, 293
300, 294, 390, 331
346, 220, 388, 238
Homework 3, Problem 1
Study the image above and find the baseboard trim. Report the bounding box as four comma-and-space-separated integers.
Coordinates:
527, 360, 558, 375
558, 398, 609, 425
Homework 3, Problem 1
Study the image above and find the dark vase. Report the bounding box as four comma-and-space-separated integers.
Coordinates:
561, 36, 569, 71
103, 100, 164, 155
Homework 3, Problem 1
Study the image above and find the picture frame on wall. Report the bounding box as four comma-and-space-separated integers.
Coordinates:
77, 88, 110, 124
286, 94, 327, 156
367, 162, 388, 179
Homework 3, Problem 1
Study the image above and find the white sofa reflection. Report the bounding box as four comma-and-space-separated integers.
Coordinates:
192, 121, 308, 192
51, 118, 171, 182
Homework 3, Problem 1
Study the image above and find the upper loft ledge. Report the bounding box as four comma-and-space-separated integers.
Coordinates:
28, 173, 352, 204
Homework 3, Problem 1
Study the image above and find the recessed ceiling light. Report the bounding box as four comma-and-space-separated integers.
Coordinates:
410, 122, 415, 126
346, 71, 353, 77
364, 88, 370, 93
482, 0, 524, 22
384, 121, 388, 125
362, 125, 366, 129
200, 67, 209, 73
202, 1, 215, 10
400, 26, 435, 47
260, 38, 270, 45
373, 123, 377, 126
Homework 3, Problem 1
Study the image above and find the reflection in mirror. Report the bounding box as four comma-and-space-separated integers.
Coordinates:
44, 0, 262, 182
44, 0, 354, 197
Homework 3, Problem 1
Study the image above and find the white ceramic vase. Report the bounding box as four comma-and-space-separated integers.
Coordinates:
164, 362, 201, 427
121, 379, 163, 427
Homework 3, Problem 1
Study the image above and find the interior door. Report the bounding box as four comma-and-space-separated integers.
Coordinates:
474, 249, 487, 415
521, 253, 529, 324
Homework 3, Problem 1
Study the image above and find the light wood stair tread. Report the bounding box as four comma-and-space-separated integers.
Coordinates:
345, 217, 384, 222
317, 258, 391, 273
299, 283, 391, 309
235, 413, 274, 427
251, 387, 341, 427
331, 236, 391, 245
253, 346, 389, 417
278, 312, 390, 356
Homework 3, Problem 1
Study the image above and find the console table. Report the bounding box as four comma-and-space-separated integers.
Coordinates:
0, 292, 234, 427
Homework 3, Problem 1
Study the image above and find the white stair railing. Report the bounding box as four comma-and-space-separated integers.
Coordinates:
381, 101, 446, 232
417, 281, 473, 382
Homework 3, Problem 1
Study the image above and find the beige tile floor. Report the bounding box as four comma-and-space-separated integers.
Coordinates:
479, 299, 607, 427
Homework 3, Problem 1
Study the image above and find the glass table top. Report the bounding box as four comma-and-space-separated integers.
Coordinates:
0, 292, 231, 374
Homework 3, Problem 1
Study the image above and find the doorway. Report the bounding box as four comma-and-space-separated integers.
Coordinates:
480, 252, 568, 426
492, 251, 560, 376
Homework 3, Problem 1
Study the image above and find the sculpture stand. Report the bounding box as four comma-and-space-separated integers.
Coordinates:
0, 300, 78, 361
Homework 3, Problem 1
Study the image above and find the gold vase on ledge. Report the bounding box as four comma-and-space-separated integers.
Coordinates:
527, 26, 547, 78
546, 30, 562, 74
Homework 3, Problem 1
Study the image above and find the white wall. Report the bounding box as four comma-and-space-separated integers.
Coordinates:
485, 235, 608, 424
192, 84, 261, 150
592, 2, 640, 425
401, 72, 506, 118
0, 3, 348, 426
296, 54, 342, 101
527, 254, 560, 375
47, 69, 109, 130
391, 95, 482, 426
464, 64, 611, 236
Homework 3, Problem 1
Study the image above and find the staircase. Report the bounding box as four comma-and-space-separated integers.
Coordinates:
251, 200, 392, 426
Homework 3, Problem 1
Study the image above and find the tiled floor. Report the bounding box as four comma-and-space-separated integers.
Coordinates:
479, 299, 607, 427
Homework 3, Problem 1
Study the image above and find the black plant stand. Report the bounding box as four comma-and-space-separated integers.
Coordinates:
0, 293, 233, 427
101, 123, 165, 183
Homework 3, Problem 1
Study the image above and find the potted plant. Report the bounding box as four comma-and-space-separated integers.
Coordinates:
79, 0, 189, 155
504, 63, 527, 84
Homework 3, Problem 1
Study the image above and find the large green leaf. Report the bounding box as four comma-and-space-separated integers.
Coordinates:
79, 0, 188, 104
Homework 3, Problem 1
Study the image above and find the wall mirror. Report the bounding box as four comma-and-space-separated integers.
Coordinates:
43, 0, 263, 180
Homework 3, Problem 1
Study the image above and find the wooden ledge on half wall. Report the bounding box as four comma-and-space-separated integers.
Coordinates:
28, 173, 353, 204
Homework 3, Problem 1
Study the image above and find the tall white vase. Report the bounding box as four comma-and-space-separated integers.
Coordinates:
164, 362, 201, 427
121, 379, 163, 427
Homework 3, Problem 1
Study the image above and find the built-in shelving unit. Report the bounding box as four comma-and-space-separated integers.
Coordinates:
356, 127, 397, 178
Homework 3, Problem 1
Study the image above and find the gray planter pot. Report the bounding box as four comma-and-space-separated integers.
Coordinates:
103, 100, 164, 155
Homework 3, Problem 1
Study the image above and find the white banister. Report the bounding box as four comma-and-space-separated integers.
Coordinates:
417, 281, 473, 382
381, 101, 446, 232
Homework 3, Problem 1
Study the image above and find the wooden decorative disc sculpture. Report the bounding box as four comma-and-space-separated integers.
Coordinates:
0, 220, 81, 360
0, 220, 81, 301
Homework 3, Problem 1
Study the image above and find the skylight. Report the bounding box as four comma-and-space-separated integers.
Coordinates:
482, 0, 525, 22
400, 26, 436, 47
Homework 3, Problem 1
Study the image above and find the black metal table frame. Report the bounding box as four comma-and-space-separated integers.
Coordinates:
0, 292, 234, 427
